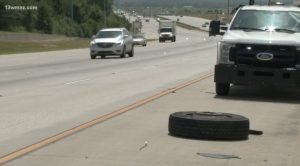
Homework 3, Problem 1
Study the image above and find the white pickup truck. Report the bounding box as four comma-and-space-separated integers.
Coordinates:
214, 5, 300, 95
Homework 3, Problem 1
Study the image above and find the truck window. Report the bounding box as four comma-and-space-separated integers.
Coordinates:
160, 28, 172, 32
231, 10, 300, 33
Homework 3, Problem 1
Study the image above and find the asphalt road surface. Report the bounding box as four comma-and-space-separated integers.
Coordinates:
0, 18, 219, 157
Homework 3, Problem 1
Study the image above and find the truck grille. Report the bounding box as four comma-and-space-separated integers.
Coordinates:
230, 44, 297, 68
96, 43, 114, 48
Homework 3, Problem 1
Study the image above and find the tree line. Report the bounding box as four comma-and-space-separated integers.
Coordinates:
115, 0, 289, 8
0, 0, 131, 38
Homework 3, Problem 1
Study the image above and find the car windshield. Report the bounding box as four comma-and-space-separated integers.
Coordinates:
96, 31, 122, 38
160, 28, 172, 32
230, 10, 300, 33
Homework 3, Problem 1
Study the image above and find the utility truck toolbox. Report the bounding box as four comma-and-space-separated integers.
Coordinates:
214, 4, 300, 95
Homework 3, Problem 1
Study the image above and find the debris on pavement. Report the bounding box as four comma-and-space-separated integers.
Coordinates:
249, 129, 263, 135
169, 111, 249, 140
139, 141, 148, 151
196, 153, 241, 159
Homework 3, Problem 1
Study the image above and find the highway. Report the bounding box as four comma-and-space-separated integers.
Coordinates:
0, 17, 219, 158
1, 15, 300, 166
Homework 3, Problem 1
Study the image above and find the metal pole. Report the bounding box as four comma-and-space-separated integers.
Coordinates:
71, 0, 73, 20
227, 0, 229, 16
104, 0, 107, 27
227, 0, 229, 22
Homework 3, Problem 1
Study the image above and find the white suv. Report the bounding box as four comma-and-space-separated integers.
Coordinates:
90, 28, 134, 59
215, 5, 300, 95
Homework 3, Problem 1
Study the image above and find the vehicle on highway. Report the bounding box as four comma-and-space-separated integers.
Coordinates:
132, 21, 142, 34
220, 22, 229, 35
133, 33, 147, 46
145, 18, 150, 22
214, 4, 300, 95
158, 20, 176, 42
90, 28, 134, 59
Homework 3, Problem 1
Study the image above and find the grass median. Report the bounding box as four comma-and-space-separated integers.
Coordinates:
0, 39, 90, 55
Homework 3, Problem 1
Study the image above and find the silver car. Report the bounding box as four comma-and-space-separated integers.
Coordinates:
133, 33, 147, 46
90, 28, 134, 59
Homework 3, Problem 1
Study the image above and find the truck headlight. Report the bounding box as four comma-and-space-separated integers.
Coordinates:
217, 42, 235, 64
90, 41, 96, 47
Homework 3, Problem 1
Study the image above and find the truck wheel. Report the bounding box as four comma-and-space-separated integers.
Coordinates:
128, 45, 134, 57
120, 46, 126, 58
90, 54, 96, 59
216, 83, 230, 96
169, 111, 249, 140
172, 36, 176, 42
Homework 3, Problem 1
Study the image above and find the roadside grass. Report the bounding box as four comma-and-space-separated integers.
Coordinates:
0, 39, 90, 55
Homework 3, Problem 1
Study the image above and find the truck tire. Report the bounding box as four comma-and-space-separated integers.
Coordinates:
172, 36, 176, 42
128, 45, 134, 57
90, 54, 96, 59
216, 83, 230, 96
120, 46, 126, 58
169, 112, 249, 140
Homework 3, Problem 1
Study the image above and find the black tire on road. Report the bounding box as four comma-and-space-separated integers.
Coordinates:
169, 111, 249, 140
216, 83, 230, 96
128, 45, 134, 57
101, 55, 105, 59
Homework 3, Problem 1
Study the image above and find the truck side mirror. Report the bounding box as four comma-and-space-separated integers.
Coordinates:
91, 35, 96, 40
209, 20, 221, 36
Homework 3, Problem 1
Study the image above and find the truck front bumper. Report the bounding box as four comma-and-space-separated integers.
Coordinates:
214, 64, 300, 87
159, 36, 173, 40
